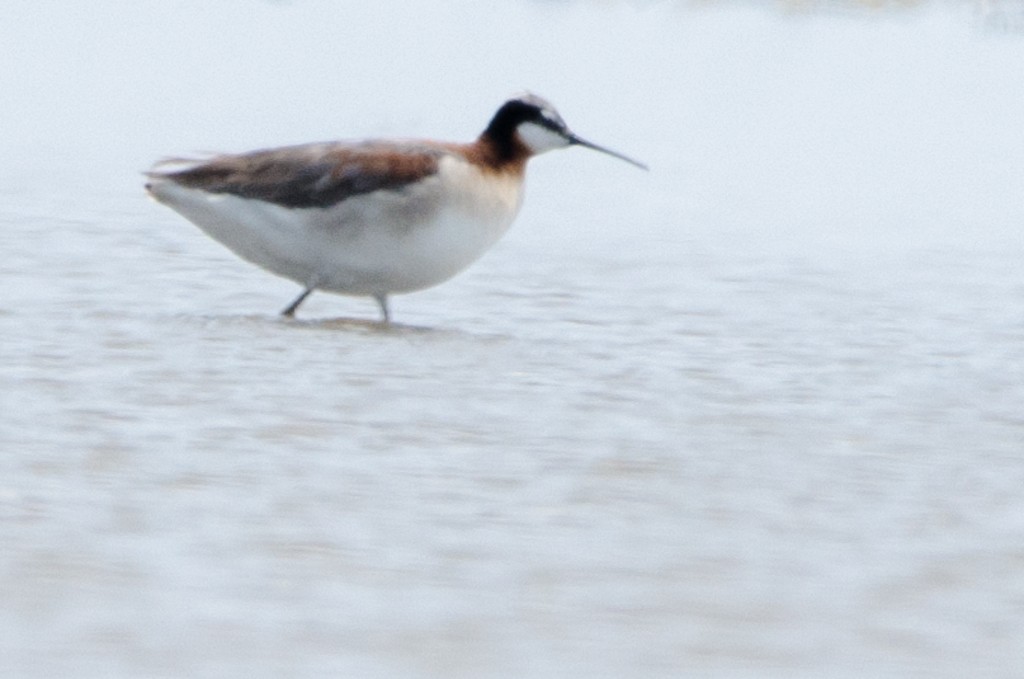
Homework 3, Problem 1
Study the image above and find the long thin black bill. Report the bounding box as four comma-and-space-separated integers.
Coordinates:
568, 134, 648, 171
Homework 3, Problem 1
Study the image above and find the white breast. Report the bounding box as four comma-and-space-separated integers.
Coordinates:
148, 155, 524, 296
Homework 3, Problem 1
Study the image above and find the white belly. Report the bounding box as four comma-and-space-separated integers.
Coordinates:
148, 156, 524, 296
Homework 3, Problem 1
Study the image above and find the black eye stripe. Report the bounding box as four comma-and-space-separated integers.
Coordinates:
535, 110, 567, 132
482, 95, 568, 157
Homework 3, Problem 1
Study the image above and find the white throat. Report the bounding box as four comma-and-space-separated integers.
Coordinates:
516, 122, 571, 155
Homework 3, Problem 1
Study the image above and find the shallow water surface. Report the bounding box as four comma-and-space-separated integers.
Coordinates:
2, 1, 1024, 677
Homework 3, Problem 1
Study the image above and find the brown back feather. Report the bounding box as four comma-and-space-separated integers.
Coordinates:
154, 141, 444, 209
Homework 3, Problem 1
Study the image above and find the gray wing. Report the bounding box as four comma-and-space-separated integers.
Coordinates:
148, 141, 445, 209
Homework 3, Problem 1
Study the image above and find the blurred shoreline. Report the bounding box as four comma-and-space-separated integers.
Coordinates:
527, 0, 1024, 33
687, 0, 1024, 34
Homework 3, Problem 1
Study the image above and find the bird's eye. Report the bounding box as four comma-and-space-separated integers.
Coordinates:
539, 111, 563, 130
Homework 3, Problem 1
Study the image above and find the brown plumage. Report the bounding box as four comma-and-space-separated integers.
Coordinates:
151, 142, 445, 209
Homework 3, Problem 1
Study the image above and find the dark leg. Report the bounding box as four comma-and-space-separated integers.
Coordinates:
281, 287, 314, 317
374, 294, 390, 323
